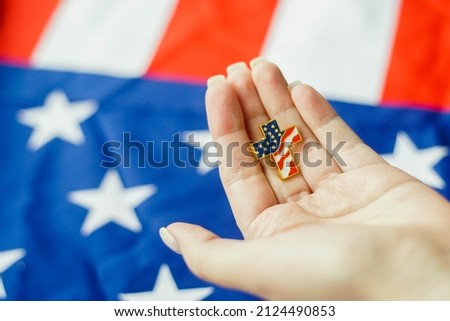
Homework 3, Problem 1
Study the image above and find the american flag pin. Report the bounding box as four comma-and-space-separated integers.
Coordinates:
251, 119, 302, 180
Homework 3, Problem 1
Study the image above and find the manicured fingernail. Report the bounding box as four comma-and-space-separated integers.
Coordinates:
207, 75, 226, 88
226, 62, 247, 74
159, 227, 181, 254
288, 80, 303, 91
249, 57, 268, 69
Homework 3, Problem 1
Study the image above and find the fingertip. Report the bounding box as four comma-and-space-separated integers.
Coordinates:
205, 75, 231, 113
249, 56, 268, 69
226, 61, 248, 75
250, 59, 289, 95
290, 83, 337, 128
166, 221, 190, 231
288, 80, 303, 92
290, 82, 316, 99
166, 222, 219, 248
164, 223, 228, 283
205, 76, 245, 141
207, 74, 226, 88
159, 227, 181, 254
290, 83, 328, 107
166, 223, 264, 296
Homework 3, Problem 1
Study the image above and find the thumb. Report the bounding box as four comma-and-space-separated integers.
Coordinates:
160, 222, 262, 296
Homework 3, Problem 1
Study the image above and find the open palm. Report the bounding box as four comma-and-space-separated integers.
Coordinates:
162, 59, 450, 300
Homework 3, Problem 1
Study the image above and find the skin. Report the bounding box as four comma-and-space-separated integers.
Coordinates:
164, 58, 450, 300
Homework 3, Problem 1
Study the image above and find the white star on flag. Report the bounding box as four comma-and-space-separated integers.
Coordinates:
119, 264, 213, 301
181, 130, 218, 175
382, 132, 449, 189
68, 170, 156, 236
0, 249, 26, 299
17, 90, 98, 151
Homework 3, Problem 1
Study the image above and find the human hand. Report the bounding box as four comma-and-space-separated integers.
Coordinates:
160, 58, 450, 300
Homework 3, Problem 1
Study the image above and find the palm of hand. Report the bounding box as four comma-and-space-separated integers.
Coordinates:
253, 162, 443, 236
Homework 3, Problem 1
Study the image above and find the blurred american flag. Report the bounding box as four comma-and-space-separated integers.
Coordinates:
0, 0, 449, 300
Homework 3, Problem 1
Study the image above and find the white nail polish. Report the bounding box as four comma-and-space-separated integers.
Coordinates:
207, 75, 226, 88
159, 227, 181, 254
226, 62, 247, 74
249, 57, 268, 69
288, 80, 303, 91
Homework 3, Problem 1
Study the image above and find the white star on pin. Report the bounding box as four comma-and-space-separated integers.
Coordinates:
0, 249, 26, 300
181, 130, 218, 175
17, 90, 98, 151
119, 264, 213, 301
382, 132, 448, 189
68, 170, 156, 236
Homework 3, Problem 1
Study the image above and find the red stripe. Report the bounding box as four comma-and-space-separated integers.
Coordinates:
288, 161, 298, 177
0, 0, 60, 63
147, 0, 278, 80
278, 151, 290, 165
292, 134, 302, 144
277, 127, 301, 152
382, 0, 450, 110
284, 126, 294, 137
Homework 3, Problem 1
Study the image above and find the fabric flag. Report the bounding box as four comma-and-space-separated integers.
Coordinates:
0, 0, 449, 300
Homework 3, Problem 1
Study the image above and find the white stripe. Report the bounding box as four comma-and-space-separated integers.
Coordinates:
31, 0, 178, 77
273, 152, 294, 179
262, 0, 401, 104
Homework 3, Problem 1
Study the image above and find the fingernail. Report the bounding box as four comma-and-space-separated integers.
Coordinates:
249, 57, 268, 69
226, 62, 247, 75
288, 80, 303, 91
207, 75, 226, 88
159, 227, 181, 254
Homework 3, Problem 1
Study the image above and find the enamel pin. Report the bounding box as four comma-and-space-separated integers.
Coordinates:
251, 119, 302, 179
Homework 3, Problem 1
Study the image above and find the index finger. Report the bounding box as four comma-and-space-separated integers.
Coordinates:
205, 76, 278, 237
